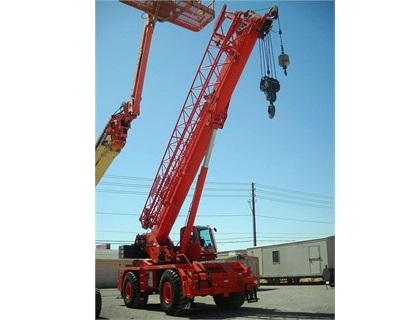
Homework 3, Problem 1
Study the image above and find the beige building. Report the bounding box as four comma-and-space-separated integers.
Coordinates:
96, 249, 132, 288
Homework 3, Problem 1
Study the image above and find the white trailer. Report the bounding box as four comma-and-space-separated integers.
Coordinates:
247, 236, 335, 285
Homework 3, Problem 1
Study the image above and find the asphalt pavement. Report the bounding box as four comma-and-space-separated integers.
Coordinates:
97, 284, 335, 319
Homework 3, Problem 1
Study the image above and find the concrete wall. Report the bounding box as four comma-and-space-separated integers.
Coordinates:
95, 249, 133, 288
96, 258, 134, 288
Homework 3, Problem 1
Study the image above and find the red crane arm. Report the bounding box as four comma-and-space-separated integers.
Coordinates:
95, 1, 215, 186
95, 15, 155, 186
140, 5, 277, 243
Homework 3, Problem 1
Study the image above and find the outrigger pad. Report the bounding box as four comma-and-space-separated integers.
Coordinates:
246, 290, 258, 303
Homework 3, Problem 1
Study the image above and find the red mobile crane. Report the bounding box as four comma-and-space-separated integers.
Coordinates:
117, 4, 286, 315
95, 0, 215, 186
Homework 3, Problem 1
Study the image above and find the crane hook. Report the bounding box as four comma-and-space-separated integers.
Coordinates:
260, 76, 280, 119
268, 104, 276, 119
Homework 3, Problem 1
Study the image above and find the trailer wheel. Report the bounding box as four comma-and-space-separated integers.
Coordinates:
122, 271, 149, 309
159, 269, 190, 316
95, 288, 101, 319
213, 292, 246, 310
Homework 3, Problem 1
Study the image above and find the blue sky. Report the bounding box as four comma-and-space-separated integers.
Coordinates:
95, 0, 335, 252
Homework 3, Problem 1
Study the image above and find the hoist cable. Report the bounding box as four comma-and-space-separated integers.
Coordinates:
277, 15, 284, 54
266, 34, 277, 78
259, 35, 276, 78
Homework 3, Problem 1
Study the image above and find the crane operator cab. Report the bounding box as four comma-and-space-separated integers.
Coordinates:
180, 226, 217, 262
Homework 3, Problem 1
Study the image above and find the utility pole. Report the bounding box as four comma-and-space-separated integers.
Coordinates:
251, 182, 257, 246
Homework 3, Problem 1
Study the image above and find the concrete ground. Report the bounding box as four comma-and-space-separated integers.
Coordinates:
97, 284, 335, 319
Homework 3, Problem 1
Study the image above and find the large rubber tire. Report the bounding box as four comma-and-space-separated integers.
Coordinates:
159, 269, 190, 316
95, 288, 102, 319
213, 292, 246, 310
122, 271, 149, 309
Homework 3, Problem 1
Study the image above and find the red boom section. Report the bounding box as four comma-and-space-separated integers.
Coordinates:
140, 5, 277, 243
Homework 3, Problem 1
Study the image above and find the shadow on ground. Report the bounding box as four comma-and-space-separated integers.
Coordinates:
186, 302, 335, 319
98, 301, 334, 320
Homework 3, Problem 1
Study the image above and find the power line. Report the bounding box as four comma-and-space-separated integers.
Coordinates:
96, 189, 249, 198
100, 181, 250, 193
104, 175, 153, 181
96, 211, 252, 217
96, 189, 149, 195
99, 182, 151, 188
257, 214, 334, 224
95, 236, 333, 246
96, 229, 332, 236
101, 175, 334, 199
257, 195, 334, 209
96, 176, 335, 248
95, 211, 334, 224
97, 175, 335, 207
102, 174, 249, 186
257, 183, 334, 200
96, 211, 137, 216
256, 189, 334, 205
